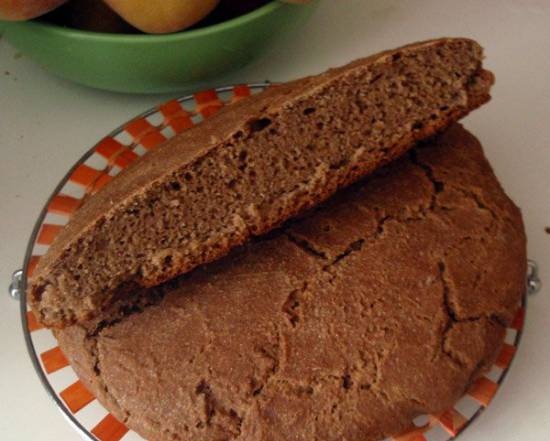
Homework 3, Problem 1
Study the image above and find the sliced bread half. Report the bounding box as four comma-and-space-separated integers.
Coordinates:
30, 38, 494, 327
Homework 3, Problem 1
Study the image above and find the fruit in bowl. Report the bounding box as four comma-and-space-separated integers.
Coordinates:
0, 0, 318, 93
0, 0, 67, 20
102, 0, 220, 34
1, 0, 293, 34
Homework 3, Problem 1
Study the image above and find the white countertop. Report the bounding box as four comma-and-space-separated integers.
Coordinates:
1, 1, 549, 440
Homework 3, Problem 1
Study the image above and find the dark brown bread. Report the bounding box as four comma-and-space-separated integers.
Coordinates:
32, 38, 495, 327
55, 125, 526, 441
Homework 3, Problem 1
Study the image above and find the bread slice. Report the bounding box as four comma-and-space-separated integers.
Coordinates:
30, 38, 494, 327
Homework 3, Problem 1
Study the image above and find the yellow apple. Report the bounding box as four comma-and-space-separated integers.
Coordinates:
102, 0, 220, 34
0, 0, 68, 20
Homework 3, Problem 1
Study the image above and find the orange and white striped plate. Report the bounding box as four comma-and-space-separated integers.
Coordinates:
17, 84, 531, 441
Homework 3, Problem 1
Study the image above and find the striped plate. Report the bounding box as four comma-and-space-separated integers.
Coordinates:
19, 83, 529, 441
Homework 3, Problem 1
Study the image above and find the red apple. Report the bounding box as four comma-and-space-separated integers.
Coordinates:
0, 0, 68, 20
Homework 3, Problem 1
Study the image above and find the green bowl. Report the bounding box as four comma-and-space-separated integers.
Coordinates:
0, 1, 317, 93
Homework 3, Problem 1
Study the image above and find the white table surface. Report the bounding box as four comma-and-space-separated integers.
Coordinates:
1, 1, 549, 440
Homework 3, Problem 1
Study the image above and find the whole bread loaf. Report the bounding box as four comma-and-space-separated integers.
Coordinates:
55, 125, 526, 441
30, 38, 494, 327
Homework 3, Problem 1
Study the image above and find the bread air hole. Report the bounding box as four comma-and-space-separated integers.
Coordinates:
412, 121, 424, 130
236, 149, 248, 172
248, 117, 272, 133
163, 255, 173, 269
169, 181, 181, 191
342, 374, 353, 390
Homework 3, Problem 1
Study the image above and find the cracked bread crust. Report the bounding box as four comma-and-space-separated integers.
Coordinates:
32, 37, 494, 327
55, 125, 525, 441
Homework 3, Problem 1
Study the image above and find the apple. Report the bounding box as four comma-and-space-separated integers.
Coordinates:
102, 0, 220, 34
0, 0, 68, 20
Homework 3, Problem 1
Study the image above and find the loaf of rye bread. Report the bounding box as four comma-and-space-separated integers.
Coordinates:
55, 125, 526, 441
30, 38, 495, 327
